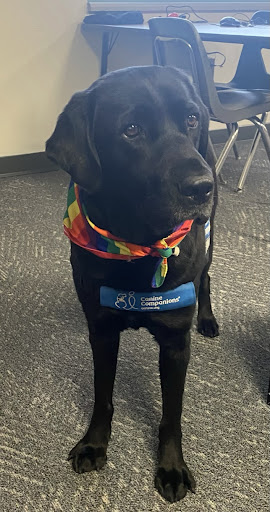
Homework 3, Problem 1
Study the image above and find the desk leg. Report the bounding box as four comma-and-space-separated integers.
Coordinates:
101, 32, 109, 76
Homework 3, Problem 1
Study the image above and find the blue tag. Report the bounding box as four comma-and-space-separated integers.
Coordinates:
100, 282, 196, 312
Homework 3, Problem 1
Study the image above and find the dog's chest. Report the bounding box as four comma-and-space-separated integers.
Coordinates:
122, 312, 144, 330
72, 228, 203, 292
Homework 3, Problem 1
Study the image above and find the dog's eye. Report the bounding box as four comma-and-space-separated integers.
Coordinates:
123, 124, 142, 138
186, 114, 199, 129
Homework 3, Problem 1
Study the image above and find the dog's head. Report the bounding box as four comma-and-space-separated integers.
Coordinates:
46, 66, 214, 245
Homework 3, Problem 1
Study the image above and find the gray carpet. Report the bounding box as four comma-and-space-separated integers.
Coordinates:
1, 141, 269, 512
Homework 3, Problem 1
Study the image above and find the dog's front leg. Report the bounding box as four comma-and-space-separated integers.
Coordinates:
68, 328, 120, 473
197, 268, 219, 338
155, 331, 196, 503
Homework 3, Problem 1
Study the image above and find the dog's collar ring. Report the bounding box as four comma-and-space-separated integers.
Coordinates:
172, 246, 180, 256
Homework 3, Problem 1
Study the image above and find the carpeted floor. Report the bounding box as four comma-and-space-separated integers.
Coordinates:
0, 141, 269, 512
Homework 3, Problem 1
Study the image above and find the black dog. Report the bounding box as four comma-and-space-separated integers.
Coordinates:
46, 65, 219, 503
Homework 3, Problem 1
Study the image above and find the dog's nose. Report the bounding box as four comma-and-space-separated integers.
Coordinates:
182, 176, 213, 203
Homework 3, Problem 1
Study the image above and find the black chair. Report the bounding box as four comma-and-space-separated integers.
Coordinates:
148, 17, 270, 190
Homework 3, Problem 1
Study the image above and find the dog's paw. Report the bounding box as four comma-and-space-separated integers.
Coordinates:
68, 441, 107, 473
197, 315, 219, 338
155, 464, 196, 503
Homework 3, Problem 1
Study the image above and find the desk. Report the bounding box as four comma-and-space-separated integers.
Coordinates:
82, 21, 270, 86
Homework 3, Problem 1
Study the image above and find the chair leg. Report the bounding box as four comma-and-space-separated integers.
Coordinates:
227, 124, 241, 160
208, 136, 217, 163
216, 123, 239, 176
237, 113, 269, 191
252, 115, 270, 160
208, 136, 228, 183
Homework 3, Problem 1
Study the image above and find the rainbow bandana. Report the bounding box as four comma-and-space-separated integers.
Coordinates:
63, 181, 194, 288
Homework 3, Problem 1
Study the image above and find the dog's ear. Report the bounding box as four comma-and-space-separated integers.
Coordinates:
198, 104, 209, 160
46, 87, 101, 193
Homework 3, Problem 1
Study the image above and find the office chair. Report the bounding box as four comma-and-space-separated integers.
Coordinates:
148, 17, 270, 190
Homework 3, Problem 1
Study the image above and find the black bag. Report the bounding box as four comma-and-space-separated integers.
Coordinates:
83, 12, 144, 25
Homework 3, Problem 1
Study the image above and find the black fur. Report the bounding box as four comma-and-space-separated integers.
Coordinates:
46, 66, 219, 503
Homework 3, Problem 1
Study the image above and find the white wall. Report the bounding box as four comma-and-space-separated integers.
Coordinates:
0, 0, 100, 156
1, 2, 268, 157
